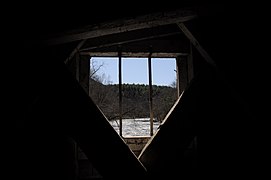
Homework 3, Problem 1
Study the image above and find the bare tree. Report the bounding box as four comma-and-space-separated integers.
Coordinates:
170, 80, 177, 88
89, 58, 104, 80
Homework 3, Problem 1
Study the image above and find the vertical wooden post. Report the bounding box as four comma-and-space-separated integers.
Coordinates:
176, 55, 188, 96
175, 59, 180, 98
75, 53, 90, 95
78, 55, 90, 95
118, 48, 123, 137
148, 50, 154, 136
75, 52, 80, 81
188, 42, 194, 83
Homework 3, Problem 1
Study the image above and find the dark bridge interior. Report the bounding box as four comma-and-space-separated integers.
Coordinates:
5, 1, 263, 179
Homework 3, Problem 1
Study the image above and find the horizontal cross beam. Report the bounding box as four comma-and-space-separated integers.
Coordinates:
80, 51, 187, 58
45, 9, 196, 45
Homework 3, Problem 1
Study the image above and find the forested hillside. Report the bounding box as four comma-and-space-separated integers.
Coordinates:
89, 79, 177, 122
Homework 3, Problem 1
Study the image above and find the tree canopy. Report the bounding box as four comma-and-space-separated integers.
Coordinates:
89, 79, 177, 122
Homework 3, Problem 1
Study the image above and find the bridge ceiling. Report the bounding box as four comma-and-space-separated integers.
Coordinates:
21, 1, 225, 58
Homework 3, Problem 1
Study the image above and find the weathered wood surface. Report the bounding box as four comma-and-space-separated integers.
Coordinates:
45, 10, 196, 45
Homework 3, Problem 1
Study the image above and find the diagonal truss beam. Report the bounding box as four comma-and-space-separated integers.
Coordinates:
65, 39, 87, 64
177, 22, 217, 68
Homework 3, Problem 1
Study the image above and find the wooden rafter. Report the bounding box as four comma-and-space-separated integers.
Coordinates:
45, 9, 196, 45
80, 32, 181, 52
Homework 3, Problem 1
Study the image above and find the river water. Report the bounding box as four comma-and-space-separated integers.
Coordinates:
109, 118, 160, 137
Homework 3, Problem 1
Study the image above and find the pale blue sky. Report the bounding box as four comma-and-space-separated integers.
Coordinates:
91, 57, 176, 86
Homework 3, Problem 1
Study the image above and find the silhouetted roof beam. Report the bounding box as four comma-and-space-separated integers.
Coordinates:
45, 9, 196, 45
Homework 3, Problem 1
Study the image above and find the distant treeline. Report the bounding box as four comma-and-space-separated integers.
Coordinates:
89, 79, 177, 122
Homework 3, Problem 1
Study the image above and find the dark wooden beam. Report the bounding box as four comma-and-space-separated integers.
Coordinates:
176, 55, 188, 97
118, 49, 123, 137
80, 37, 190, 55
148, 50, 154, 136
177, 22, 217, 68
80, 32, 181, 52
78, 55, 90, 95
187, 42, 194, 82
80, 52, 188, 58
80, 24, 180, 51
65, 40, 86, 64
45, 9, 196, 45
